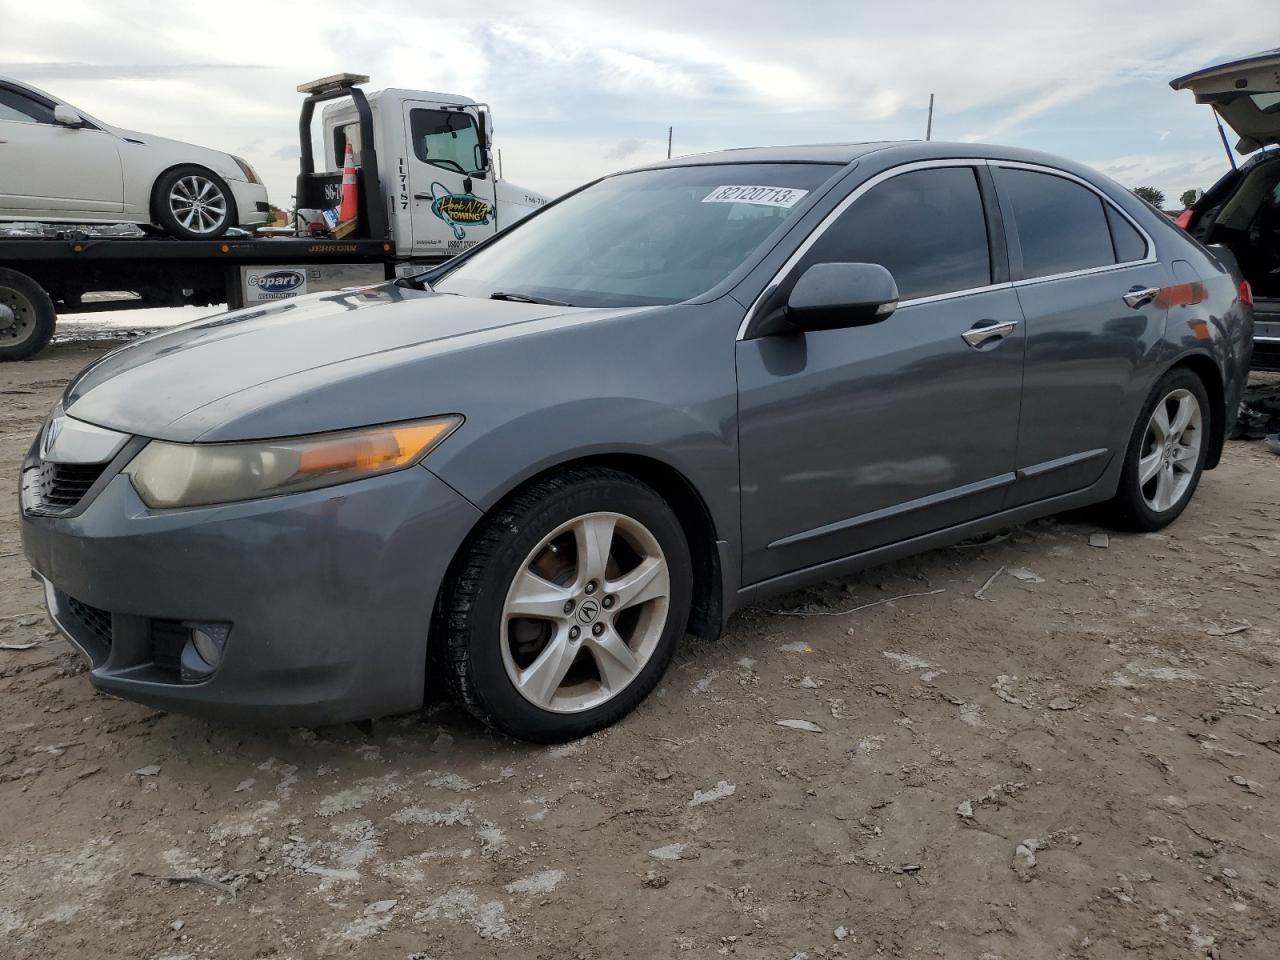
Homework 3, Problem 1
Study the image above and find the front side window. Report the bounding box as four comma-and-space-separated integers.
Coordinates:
997, 167, 1118, 279
434, 163, 840, 307
0, 88, 55, 125
409, 109, 482, 175
796, 166, 992, 301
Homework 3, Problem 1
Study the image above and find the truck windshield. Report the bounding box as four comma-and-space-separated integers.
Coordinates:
434, 163, 840, 307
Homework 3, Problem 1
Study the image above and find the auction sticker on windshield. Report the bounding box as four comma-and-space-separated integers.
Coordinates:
701, 185, 809, 208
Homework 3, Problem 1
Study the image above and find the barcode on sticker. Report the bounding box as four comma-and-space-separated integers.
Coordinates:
701, 185, 808, 208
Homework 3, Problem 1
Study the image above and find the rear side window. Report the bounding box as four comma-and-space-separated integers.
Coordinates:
799, 166, 991, 301
1105, 205, 1148, 263
997, 168, 1117, 278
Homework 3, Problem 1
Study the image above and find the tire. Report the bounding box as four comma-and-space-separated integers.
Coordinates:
441, 466, 693, 743
153, 165, 237, 240
0, 268, 56, 361
1104, 368, 1211, 531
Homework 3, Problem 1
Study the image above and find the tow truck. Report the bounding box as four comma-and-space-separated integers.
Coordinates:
0, 73, 549, 360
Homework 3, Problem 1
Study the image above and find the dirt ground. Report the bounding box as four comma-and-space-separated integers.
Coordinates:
2, 334, 1279, 960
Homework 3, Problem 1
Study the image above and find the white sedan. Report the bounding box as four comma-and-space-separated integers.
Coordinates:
0, 77, 269, 239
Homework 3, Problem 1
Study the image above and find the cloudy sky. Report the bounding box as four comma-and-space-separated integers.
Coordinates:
3, 0, 1278, 208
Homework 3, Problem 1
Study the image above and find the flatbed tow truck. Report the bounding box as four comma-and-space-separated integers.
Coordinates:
0, 73, 548, 359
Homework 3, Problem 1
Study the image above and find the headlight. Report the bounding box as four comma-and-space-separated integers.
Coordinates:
124, 416, 461, 509
231, 155, 261, 184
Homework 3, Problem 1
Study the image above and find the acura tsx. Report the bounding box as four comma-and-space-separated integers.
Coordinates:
19, 141, 1251, 742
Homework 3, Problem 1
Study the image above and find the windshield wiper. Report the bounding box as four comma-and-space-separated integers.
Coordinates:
490, 291, 572, 306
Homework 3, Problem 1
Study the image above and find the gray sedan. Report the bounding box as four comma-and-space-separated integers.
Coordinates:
20, 142, 1252, 742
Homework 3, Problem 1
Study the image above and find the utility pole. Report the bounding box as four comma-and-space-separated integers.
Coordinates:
925, 94, 934, 141
667, 126, 673, 159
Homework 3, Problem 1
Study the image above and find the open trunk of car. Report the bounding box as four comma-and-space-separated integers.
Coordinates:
1173, 49, 1280, 368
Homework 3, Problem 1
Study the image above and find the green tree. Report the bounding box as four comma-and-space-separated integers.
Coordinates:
1179, 188, 1200, 209
1133, 186, 1166, 208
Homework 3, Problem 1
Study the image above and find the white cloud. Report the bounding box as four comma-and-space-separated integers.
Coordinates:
1, 0, 1277, 206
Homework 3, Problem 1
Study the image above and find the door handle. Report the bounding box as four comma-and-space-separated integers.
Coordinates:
961, 319, 1018, 348
1123, 286, 1160, 308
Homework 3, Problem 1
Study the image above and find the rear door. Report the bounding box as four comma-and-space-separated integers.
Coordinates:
993, 163, 1171, 506
736, 162, 1026, 584
0, 85, 123, 216
401, 102, 498, 257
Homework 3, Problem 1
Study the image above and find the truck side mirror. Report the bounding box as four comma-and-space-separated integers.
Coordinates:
476, 109, 491, 170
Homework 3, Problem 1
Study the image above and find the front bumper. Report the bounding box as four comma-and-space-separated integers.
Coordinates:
227, 178, 271, 226
21, 463, 482, 725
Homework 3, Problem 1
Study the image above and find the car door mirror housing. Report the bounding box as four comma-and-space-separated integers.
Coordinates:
784, 262, 899, 332
53, 104, 85, 128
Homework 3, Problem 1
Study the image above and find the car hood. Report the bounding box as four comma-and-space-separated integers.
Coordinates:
63, 283, 591, 441
1171, 48, 1280, 154
105, 124, 246, 180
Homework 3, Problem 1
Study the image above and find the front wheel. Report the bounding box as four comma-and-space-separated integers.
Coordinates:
1105, 368, 1210, 531
153, 166, 236, 240
441, 467, 693, 743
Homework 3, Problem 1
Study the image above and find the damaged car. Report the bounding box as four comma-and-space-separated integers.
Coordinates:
20, 142, 1252, 742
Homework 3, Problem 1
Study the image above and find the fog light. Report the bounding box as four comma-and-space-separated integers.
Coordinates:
179, 622, 230, 681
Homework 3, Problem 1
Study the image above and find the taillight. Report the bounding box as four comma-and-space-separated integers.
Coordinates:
1174, 209, 1194, 230
1240, 279, 1253, 306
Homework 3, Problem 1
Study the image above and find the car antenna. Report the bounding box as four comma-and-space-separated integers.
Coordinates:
926, 93, 934, 141
1213, 107, 1237, 171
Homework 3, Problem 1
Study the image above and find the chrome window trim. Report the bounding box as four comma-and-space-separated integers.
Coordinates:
736, 157, 1159, 341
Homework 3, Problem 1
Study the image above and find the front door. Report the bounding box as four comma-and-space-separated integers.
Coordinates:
402, 102, 498, 258
737, 163, 1025, 585
0, 86, 122, 215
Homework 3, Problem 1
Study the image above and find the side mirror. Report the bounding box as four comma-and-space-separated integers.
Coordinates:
784, 262, 898, 332
475, 109, 491, 170
53, 104, 84, 128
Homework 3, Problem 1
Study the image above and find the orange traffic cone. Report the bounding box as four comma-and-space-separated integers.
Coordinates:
338, 142, 358, 226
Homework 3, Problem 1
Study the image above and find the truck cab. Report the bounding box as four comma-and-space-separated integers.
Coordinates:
313, 80, 549, 259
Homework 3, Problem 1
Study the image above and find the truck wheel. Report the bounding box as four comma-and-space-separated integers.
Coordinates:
0, 268, 56, 361
153, 165, 236, 240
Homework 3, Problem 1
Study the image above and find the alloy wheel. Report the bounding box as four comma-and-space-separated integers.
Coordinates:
500, 511, 670, 713
168, 175, 229, 235
1139, 387, 1202, 513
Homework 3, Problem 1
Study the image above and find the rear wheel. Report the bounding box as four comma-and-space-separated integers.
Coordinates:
0, 268, 55, 361
153, 166, 236, 240
1105, 368, 1210, 531
441, 467, 692, 742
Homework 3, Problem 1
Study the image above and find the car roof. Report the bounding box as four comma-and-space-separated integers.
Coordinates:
629, 140, 1108, 174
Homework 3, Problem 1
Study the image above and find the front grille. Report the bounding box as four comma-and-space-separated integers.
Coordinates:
66, 595, 113, 647
22, 460, 108, 516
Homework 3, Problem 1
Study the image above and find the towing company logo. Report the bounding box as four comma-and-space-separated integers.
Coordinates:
247, 269, 307, 301
429, 181, 493, 239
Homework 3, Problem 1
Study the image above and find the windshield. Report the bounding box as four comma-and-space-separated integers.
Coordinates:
434, 163, 840, 307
